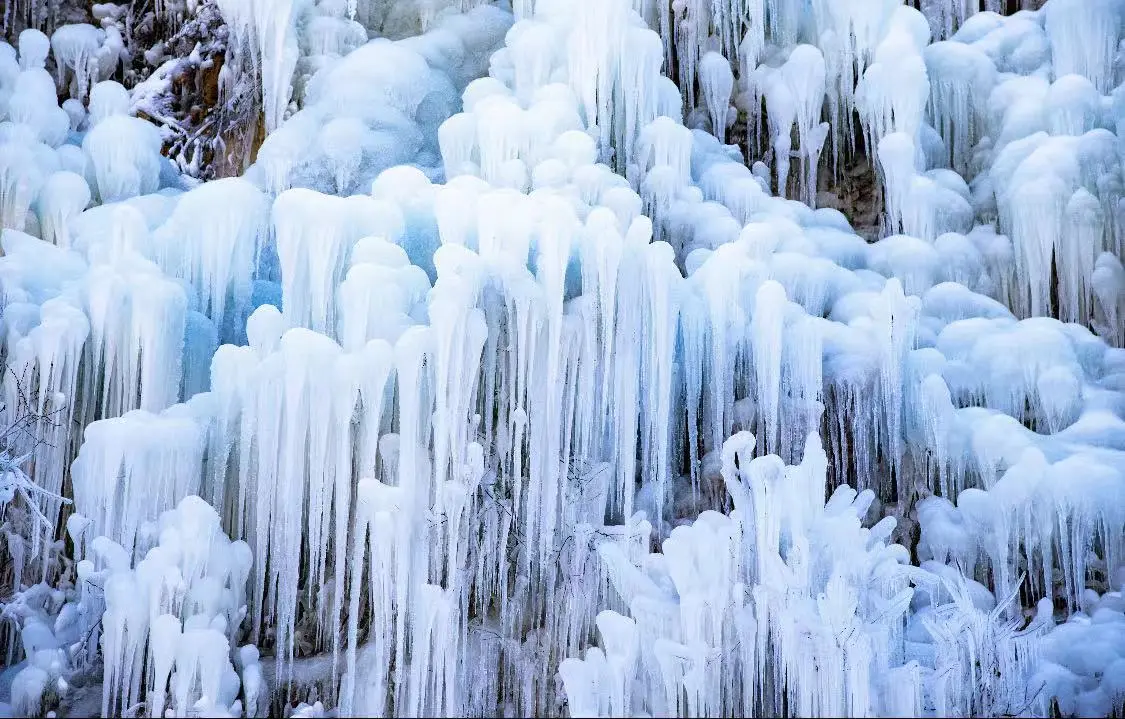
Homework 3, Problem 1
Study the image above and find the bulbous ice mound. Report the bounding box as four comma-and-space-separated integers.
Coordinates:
66, 495, 257, 717
245, 4, 513, 195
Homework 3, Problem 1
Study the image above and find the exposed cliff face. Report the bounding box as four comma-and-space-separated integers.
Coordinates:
732, 104, 883, 241
818, 152, 883, 241
3, 0, 261, 181
127, 0, 269, 181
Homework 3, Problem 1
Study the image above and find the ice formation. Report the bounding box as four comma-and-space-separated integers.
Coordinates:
68, 495, 255, 717
1, 0, 1125, 717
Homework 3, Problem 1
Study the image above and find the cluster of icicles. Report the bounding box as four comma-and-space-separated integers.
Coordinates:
2, 0, 1125, 716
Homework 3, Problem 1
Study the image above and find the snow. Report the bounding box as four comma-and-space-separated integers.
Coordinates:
1, 0, 1125, 717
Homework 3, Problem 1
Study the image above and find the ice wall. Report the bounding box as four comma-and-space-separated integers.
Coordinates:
1, 0, 1125, 718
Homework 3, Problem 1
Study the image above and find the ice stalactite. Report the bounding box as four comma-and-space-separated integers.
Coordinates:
150, 178, 271, 344
33, 171, 90, 249
698, 51, 733, 144
876, 131, 973, 242
302, 3, 367, 60
761, 66, 797, 199
787, 47, 830, 209
1058, 188, 1105, 326
553, 0, 670, 172
635, 118, 697, 242
75, 217, 189, 420
617, 25, 667, 173
737, 0, 768, 79
1091, 252, 1125, 346
1045, 75, 1103, 138
990, 131, 1119, 322
176, 164, 656, 712
7, 47, 75, 147
273, 189, 404, 335
951, 12, 1125, 331
638, 240, 682, 526
473, 94, 531, 185
642, 0, 771, 129
0, 235, 89, 573
0, 142, 48, 234
3, 169, 217, 593
49, 24, 107, 103
70, 403, 209, 557
337, 238, 429, 351
81, 114, 165, 204
924, 40, 995, 175
215, 0, 306, 133
909, 318, 1125, 612
872, 279, 919, 500
876, 133, 918, 238
915, 0, 1040, 42
524, 198, 576, 567
750, 281, 786, 455
0, 48, 73, 234
856, 9, 931, 175
339, 478, 403, 717
779, 314, 824, 465
506, 20, 559, 109
805, 0, 899, 171
665, 0, 706, 123
217, 325, 364, 675
1045, 0, 1124, 95
756, 45, 829, 205
251, 5, 511, 193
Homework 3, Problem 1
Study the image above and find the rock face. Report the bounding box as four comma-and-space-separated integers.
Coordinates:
129, 0, 264, 181
818, 153, 883, 242
5, 0, 262, 182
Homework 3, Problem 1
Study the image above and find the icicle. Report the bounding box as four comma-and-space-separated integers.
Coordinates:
152, 178, 270, 342
924, 41, 995, 175
1045, 0, 1123, 94
33, 171, 89, 248
762, 68, 796, 197
71, 407, 207, 554
640, 241, 681, 526
49, 24, 104, 102
96, 496, 252, 717
698, 52, 733, 144
215, 0, 304, 132
751, 281, 786, 455
856, 25, 930, 163
1091, 252, 1125, 346
273, 189, 360, 334
81, 116, 164, 203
